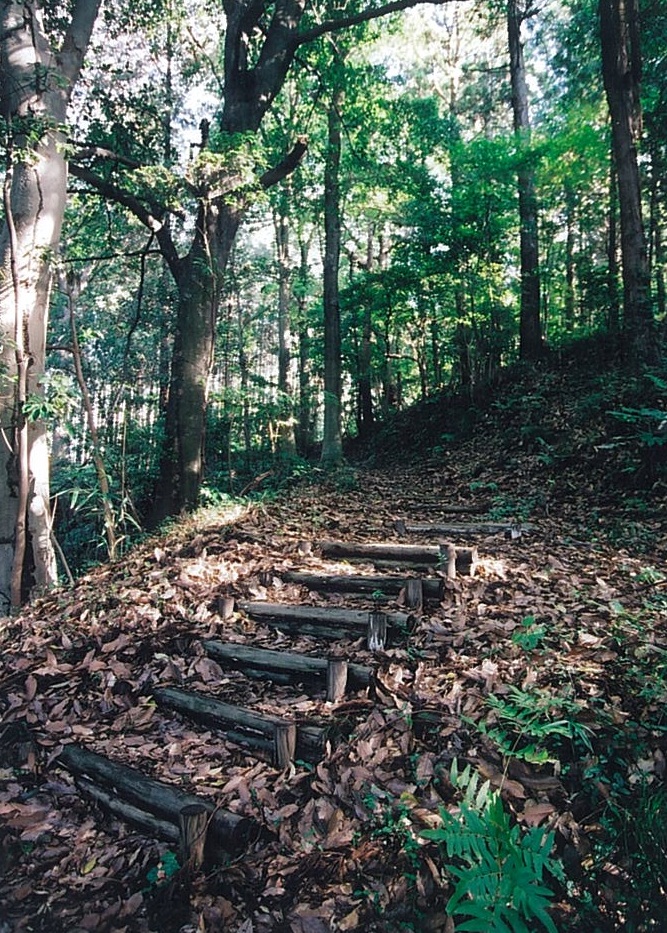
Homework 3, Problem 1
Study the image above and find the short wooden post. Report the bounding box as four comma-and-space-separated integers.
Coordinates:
273, 722, 297, 768
326, 659, 348, 702
404, 579, 424, 611
367, 611, 387, 652
179, 803, 209, 872
441, 543, 457, 581
218, 597, 235, 620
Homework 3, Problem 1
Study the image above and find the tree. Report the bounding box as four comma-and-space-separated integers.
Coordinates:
598, 0, 657, 363
72, 0, 457, 520
321, 53, 345, 468
507, 0, 543, 360
0, 0, 102, 610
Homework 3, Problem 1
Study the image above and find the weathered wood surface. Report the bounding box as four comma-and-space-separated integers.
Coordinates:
58, 744, 251, 850
397, 502, 490, 514
179, 804, 209, 871
280, 571, 444, 602
327, 659, 348, 702
394, 520, 532, 537
202, 640, 372, 690
318, 541, 478, 574
153, 686, 297, 767
237, 600, 411, 635
76, 776, 180, 843
237, 600, 412, 650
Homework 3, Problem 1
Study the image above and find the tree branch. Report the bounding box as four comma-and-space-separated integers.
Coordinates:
68, 164, 183, 279
57, 0, 103, 92
296, 0, 455, 47
69, 143, 144, 170
260, 138, 308, 189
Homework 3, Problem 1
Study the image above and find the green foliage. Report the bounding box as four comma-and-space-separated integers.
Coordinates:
145, 850, 180, 888
607, 406, 667, 449
511, 615, 548, 652
23, 371, 77, 423
423, 761, 563, 933
475, 685, 594, 764
590, 782, 667, 930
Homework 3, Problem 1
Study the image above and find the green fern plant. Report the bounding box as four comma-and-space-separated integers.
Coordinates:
423, 762, 563, 933
476, 685, 595, 764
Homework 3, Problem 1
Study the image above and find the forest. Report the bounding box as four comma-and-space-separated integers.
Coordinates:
0, 0, 666, 930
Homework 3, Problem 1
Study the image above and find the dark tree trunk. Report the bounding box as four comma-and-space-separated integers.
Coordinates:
507, 0, 543, 361
357, 227, 375, 437
321, 80, 345, 468
274, 201, 297, 456
564, 183, 576, 334
607, 156, 621, 333
599, 0, 656, 363
648, 146, 666, 322
151, 203, 241, 523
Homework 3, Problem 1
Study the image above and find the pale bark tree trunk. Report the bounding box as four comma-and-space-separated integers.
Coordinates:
0, 0, 101, 610
599, 0, 656, 363
321, 80, 345, 468
507, 0, 543, 361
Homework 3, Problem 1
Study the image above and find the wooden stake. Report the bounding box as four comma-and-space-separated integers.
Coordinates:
179, 804, 209, 872
443, 543, 457, 581
368, 611, 387, 651
273, 722, 297, 768
404, 579, 424, 610
326, 659, 348, 702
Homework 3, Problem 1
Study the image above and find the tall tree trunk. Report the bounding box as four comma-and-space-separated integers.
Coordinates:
295, 239, 313, 455
648, 146, 666, 323
564, 183, 576, 334
0, 0, 101, 610
320, 81, 345, 468
66, 274, 118, 561
607, 156, 621, 333
152, 202, 241, 523
274, 202, 297, 456
599, 0, 656, 363
507, 0, 543, 361
357, 227, 374, 439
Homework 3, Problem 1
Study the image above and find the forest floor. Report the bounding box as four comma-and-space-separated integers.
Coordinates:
1, 362, 666, 932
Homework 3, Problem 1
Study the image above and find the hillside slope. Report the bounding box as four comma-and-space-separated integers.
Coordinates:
1, 359, 666, 933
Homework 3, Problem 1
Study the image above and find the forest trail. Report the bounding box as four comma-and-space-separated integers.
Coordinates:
1, 429, 666, 931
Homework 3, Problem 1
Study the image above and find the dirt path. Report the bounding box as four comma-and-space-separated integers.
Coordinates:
0, 461, 665, 931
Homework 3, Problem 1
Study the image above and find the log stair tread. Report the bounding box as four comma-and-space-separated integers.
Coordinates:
202, 639, 373, 689
50, 520, 490, 872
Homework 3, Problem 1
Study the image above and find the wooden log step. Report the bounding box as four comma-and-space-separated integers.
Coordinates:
318, 541, 477, 575
153, 687, 299, 768
279, 571, 444, 603
396, 502, 490, 514
236, 600, 412, 650
202, 640, 372, 693
75, 776, 180, 843
394, 520, 531, 538
58, 744, 252, 852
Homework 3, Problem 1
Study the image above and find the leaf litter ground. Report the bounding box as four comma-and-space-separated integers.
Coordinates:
1, 375, 666, 932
